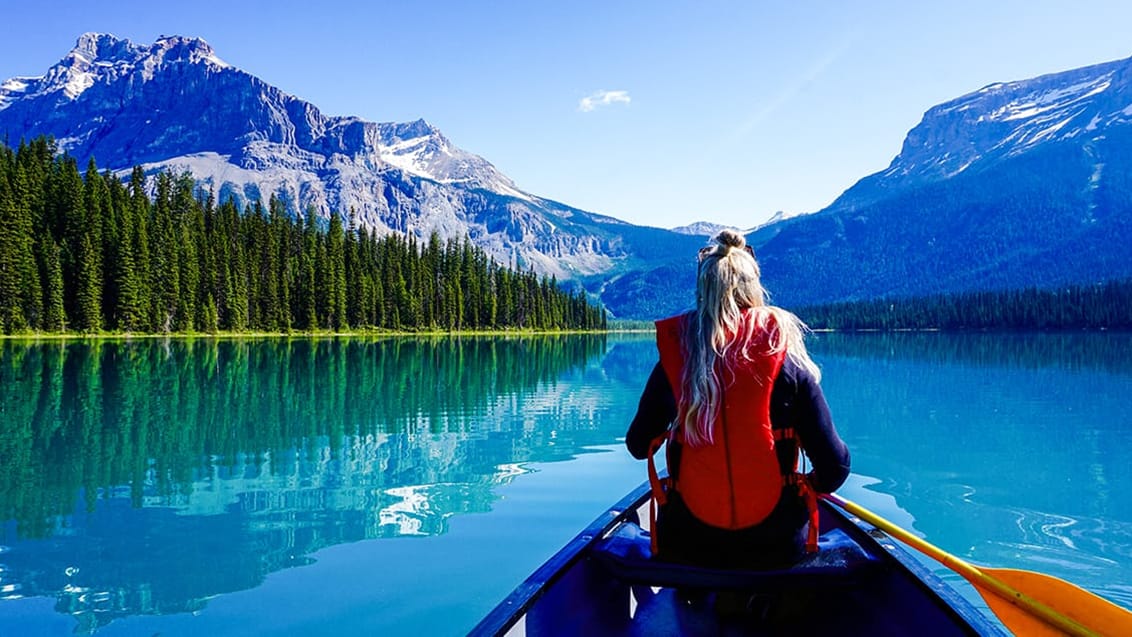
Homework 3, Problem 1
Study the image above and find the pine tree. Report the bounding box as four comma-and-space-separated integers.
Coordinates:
297, 213, 317, 330
225, 202, 249, 330
268, 196, 290, 331
314, 218, 329, 328
172, 173, 200, 331
326, 211, 347, 330
344, 213, 364, 327
51, 156, 85, 329
201, 293, 219, 334
198, 188, 219, 330
72, 158, 106, 332
74, 232, 101, 333
150, 172, 181, 332
105, 171, 142, 331
40, 238, 65, 331
0, 166, 24, 332
127, 167, 152, 330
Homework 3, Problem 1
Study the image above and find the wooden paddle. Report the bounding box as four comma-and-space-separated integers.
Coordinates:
822, 492, 1132, 636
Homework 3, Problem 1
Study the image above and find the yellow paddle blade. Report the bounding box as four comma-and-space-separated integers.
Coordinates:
974, 568, 1132, 637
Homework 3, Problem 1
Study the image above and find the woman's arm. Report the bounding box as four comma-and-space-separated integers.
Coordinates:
625, 362, 677, 459
789, 361, 851, 493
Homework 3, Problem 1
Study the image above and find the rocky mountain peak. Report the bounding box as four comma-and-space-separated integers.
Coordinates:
71, 32, 137, 62
147, 34, 229, 68
385, 118, 440, 141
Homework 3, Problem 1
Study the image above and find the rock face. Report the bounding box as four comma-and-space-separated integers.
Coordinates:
0, 33, 703, 286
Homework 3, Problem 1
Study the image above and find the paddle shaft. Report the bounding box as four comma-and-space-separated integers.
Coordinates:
822, 493, 1097, 637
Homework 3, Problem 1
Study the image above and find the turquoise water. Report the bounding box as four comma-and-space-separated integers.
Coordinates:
0, 333, 1129, 635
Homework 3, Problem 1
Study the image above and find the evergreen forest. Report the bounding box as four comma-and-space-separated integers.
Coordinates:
0, 137, 607, 335
794, 280, 1132, 331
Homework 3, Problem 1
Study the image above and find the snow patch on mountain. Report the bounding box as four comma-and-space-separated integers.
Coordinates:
669, 214, 809, 236
750, 210, 805, 231
864, 55, 1132, 196
669, 221, 737, 236
984, 78, 1110, 122
375, 120, 532, 200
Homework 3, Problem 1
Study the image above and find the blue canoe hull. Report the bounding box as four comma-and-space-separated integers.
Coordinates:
471, 482, 1007, 636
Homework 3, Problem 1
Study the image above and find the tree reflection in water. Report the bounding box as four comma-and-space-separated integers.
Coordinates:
0, 335, 626, 632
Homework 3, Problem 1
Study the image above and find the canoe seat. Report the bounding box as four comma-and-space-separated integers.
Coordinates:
590, 521, 882, 591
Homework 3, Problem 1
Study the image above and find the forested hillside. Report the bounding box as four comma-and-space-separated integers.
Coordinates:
794, 280, 1132, 331
0, 137, 606, 335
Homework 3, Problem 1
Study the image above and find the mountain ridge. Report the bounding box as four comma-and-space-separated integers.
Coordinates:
605, 53, 1132, 315
0, 32, 706, 288
4, 33, 1132, 319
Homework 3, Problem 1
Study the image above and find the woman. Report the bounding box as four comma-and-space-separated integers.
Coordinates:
625, 229, 850, 569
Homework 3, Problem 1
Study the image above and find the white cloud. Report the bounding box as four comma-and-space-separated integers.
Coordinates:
578, 89, 631, 112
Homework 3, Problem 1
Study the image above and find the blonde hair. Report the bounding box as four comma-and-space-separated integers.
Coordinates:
681, 229, 821, 446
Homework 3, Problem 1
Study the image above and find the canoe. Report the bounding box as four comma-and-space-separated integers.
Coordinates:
470, 481, 1007, 636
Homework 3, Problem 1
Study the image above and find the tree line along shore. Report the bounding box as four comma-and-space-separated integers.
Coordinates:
4, 137, 1127, 338
0, 137, 607, 336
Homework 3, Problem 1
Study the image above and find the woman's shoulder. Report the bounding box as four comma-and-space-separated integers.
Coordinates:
777, 354, 818, 387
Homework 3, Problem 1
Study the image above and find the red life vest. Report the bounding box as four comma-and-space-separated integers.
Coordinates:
647, 310, 819, 554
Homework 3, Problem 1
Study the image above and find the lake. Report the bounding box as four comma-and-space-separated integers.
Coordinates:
0, 332, 1129, 635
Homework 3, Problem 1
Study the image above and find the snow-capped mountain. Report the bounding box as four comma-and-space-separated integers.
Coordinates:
6, 34, 1132, 318
668, 212, 800, 237
749, 210, 803, 232
607, 54, 1132, 315
0, 33, 703, 284
750, 54, 1132, 308
668, 221, 732, 236
828, 56, 1132, 214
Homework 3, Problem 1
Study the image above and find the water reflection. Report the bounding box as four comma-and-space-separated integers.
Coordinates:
3, 330, 1130, 633
810, 331, 1132, 608
0, 335, 632, 632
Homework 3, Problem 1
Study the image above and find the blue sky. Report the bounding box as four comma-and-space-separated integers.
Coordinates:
2, 1, 1132, 230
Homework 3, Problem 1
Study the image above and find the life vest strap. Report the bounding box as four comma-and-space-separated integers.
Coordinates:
646, 434, 669, 556
772, 427, 795, 441
786, 473, 820, 553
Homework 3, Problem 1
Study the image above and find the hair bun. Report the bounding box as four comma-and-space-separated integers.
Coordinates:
715, 229, 746, 249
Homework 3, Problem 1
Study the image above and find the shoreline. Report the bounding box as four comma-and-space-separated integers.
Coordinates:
0, 328, 620, 341
2, 326, 1124, 341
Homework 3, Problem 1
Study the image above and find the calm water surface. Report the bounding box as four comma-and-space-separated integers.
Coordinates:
0, 332, 1129, 635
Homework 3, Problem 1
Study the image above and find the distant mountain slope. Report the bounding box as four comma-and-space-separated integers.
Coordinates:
760, 55, 1132, 308
0, 33, 704, 285
669, 221, 742, 236
608, 54, 1132, 316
